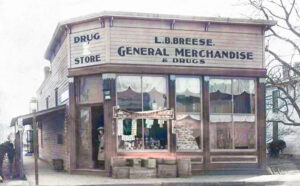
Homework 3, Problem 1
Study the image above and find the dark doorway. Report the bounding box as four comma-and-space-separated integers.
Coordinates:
91, 105, 105, 169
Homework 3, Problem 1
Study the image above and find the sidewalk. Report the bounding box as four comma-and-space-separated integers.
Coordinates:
22, 156, 300, 186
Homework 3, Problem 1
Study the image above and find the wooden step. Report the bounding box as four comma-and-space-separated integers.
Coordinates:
71, 169, 107, 176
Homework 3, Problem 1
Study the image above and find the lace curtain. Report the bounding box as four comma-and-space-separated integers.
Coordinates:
117, 76, 166, 94
176, 77, 200, 94
116, 76, 142, 93
143, 76, 166, 94
233, 79, 255, 95
209, 78, 255, 95
209, 79, 231, 94
210, 114, 255, 122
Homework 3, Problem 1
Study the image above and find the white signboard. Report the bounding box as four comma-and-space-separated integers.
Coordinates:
110, 27, 263, 69
70, 28, 106, 68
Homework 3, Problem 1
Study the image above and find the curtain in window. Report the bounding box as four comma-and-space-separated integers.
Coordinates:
176, 77, 200, 95
116, 76, 141, 93
209, 79, 231, 94
233, 79, 255, 113
117, 76, 142, 111
142, 76, 166, 93
143, 76, 167, 111
232, 79, 255, 95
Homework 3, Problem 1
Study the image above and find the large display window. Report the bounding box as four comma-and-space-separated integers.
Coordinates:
116, 75, 168, 151
209, 77, 256, 151
174, 76, 202, 151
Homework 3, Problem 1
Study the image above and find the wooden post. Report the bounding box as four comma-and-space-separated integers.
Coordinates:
169, 75, 176, 153
202, 76, 210, 169
257, 77, 266, 169
273, 121, 278, 142
103, 73, 116, 174
32, 112, 39, 185
68, 77, 77, 171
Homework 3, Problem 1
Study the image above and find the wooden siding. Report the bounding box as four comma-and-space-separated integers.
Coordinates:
70, 28, 106, 68
37, 37, 69, 111
109, 27, 263, 68
38, 113, 66, 164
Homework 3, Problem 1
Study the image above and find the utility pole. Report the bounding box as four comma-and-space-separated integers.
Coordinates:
32, 111, 39, 185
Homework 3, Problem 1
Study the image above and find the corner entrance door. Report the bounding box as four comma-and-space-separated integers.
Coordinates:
91, 105, 105, 169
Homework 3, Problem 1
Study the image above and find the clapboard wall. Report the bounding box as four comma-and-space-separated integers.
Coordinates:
38, 113, 66, 164
37, 32, 69, 111
68, 17, 264, 70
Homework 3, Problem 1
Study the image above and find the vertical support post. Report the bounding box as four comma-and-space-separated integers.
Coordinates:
32, 112, 39, 185
68, 77, 77, 171
202, 76, 210, 169
257, 77, 266, 169
169, 75, 176, 153
103, 73, 116, 175
273, 122, 278, 142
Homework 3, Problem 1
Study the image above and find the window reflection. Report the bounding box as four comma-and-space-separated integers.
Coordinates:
175, 77, 202, 151
234, 122, 255, 149
116, 76, 142, 111
143, 76, 167, 111
209, 78, 256, 150
79, 75, 103, 104
210, 122, 233, 149
209, 79, 232, 113
233, 79, 255, 113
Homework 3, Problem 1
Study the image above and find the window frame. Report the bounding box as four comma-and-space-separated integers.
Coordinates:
174, 75, 203, 152
209, 77, 257, 152
115, 74, 170, 153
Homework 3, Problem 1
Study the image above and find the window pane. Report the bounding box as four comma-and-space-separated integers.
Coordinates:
233, 79, 255, 113
142, 76, 167, 111
210, 122, 233, 149
234, 122, 256, 149
144, 119, 168, 150
116, 76, 142, 111
209, 79, 232, 113
78, 108, 92, 168
117, 119, 143, 150
175, 76, 201, 151
176, 77, 201, 113
174, 115, 201, 150
79, 75, 103, 104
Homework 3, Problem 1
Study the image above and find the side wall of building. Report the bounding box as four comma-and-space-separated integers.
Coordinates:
36, 31, 69, 170
37, 33, 69, 111
38, 113, 66, 164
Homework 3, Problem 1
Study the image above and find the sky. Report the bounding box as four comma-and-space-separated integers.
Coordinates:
0, 0, 255, 141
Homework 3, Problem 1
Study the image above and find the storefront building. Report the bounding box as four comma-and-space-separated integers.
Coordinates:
13, 12, 276, 176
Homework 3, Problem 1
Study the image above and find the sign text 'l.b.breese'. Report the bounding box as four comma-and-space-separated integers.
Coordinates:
73, 32, 101, 65
117, 36, 254, 65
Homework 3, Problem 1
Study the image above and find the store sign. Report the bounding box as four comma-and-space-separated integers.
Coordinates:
70, 28, 105, 68
110, 27, 263, 69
